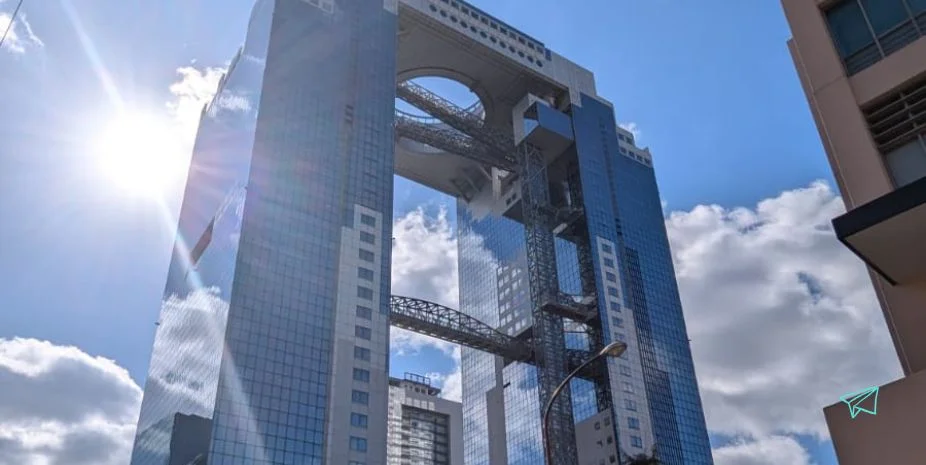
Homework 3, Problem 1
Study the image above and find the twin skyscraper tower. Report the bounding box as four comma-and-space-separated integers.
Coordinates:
129, 1, 713, 464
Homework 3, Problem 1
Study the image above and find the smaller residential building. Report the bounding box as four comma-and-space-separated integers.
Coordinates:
575, 410, 620, 465
388, 373, 464, 465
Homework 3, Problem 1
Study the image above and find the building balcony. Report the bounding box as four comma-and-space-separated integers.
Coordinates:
824, 370, 926, 465
832, 175, 926, 286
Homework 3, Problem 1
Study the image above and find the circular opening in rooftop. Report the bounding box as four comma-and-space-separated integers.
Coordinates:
395, 76, 484, 123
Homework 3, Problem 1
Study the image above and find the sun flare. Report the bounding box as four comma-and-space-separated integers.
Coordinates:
95, 112, 187, 197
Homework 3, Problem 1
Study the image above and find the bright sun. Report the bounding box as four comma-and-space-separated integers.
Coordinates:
96, 112, 187, 197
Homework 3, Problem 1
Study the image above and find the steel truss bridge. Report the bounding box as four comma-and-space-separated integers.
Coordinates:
389, 80, 613, 465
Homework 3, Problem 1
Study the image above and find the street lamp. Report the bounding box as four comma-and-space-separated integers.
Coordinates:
542, 340, 628, 465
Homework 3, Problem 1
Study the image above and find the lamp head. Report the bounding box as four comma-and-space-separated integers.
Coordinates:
601, 341, 628, 358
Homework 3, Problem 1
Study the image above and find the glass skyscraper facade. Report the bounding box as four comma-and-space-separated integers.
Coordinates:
131, 1, 713, 464
131, 0, 397, 464
458, 93, 713, 465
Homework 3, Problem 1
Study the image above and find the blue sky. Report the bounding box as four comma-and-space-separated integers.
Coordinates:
0, 1, 903, 464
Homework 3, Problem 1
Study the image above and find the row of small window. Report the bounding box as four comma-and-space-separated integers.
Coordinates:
305, 0, 334, 14
622, 381, 635, 394
498, 285, 525, 301
619, 146, 652, 166
354, 346, 372, 361
351, 412, 368, 428
357, 305, 373, 320
360, 213, 376, 227
428, 2, 548, 68
353, 368, 370, 382
826, 0, 926, 75
432, 0, 546, 54
612, 316, 624, 328
351, 317, 371, 464
349, 436, 367, 452
352, 389, 370, 405
355, 326, 372, 340
358, 286, 374, 300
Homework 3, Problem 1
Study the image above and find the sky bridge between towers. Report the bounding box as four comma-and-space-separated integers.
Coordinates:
388, 295, 604, 380
388, 2, 618, 464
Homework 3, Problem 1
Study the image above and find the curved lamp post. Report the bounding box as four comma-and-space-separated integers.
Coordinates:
542, 340, 628, 465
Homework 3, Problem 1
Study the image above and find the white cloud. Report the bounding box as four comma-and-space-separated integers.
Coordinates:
666, 180, 902, 461
713, 435, 813, 465
390, 206, 466, 402
0, 10, 43, 54
166, 66, 226, 146
389, 180, 904, 462
440, 363, 462, 402
668, 181, 900, 440
0, 338, 141, 465
391, 206, 459, 308
618, 121, 641, 140
424, 357, 462, 403
134, 287, 228, 434
3, 174, 901, 464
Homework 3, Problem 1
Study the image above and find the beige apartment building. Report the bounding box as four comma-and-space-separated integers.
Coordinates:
782, 0, 926, 463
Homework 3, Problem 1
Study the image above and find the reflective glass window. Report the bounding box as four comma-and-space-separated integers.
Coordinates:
860, 0, 908, 34
356, 305, 373, 320
355, 326, 372, 340
354, 346, 371, 361
358, 267, 374, 281
351, 413, 369, 428
357, 286, 374, 300
349, 436, 368, 452
351, 390, 369, 405
826, 1, 875, 57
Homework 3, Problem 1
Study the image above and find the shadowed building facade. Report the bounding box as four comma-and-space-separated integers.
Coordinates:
783, 0, 926, 463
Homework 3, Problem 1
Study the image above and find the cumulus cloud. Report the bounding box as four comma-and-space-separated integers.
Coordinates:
0, 338, 141, 465
424, 363, 462, 403
391, 206, 460, 309
390, 206, 466, 402
161, 64, 255, 169
0, 9, 43, 54
389, 180, 903, 462
2, 175, 901, 464
165, 66, 226, 144
713, 435, 813, 465
134, 287, 228, 435
668, 180, 900, 440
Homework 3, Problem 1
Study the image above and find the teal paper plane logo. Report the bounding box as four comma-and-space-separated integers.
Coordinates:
839, 386, 879, 419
